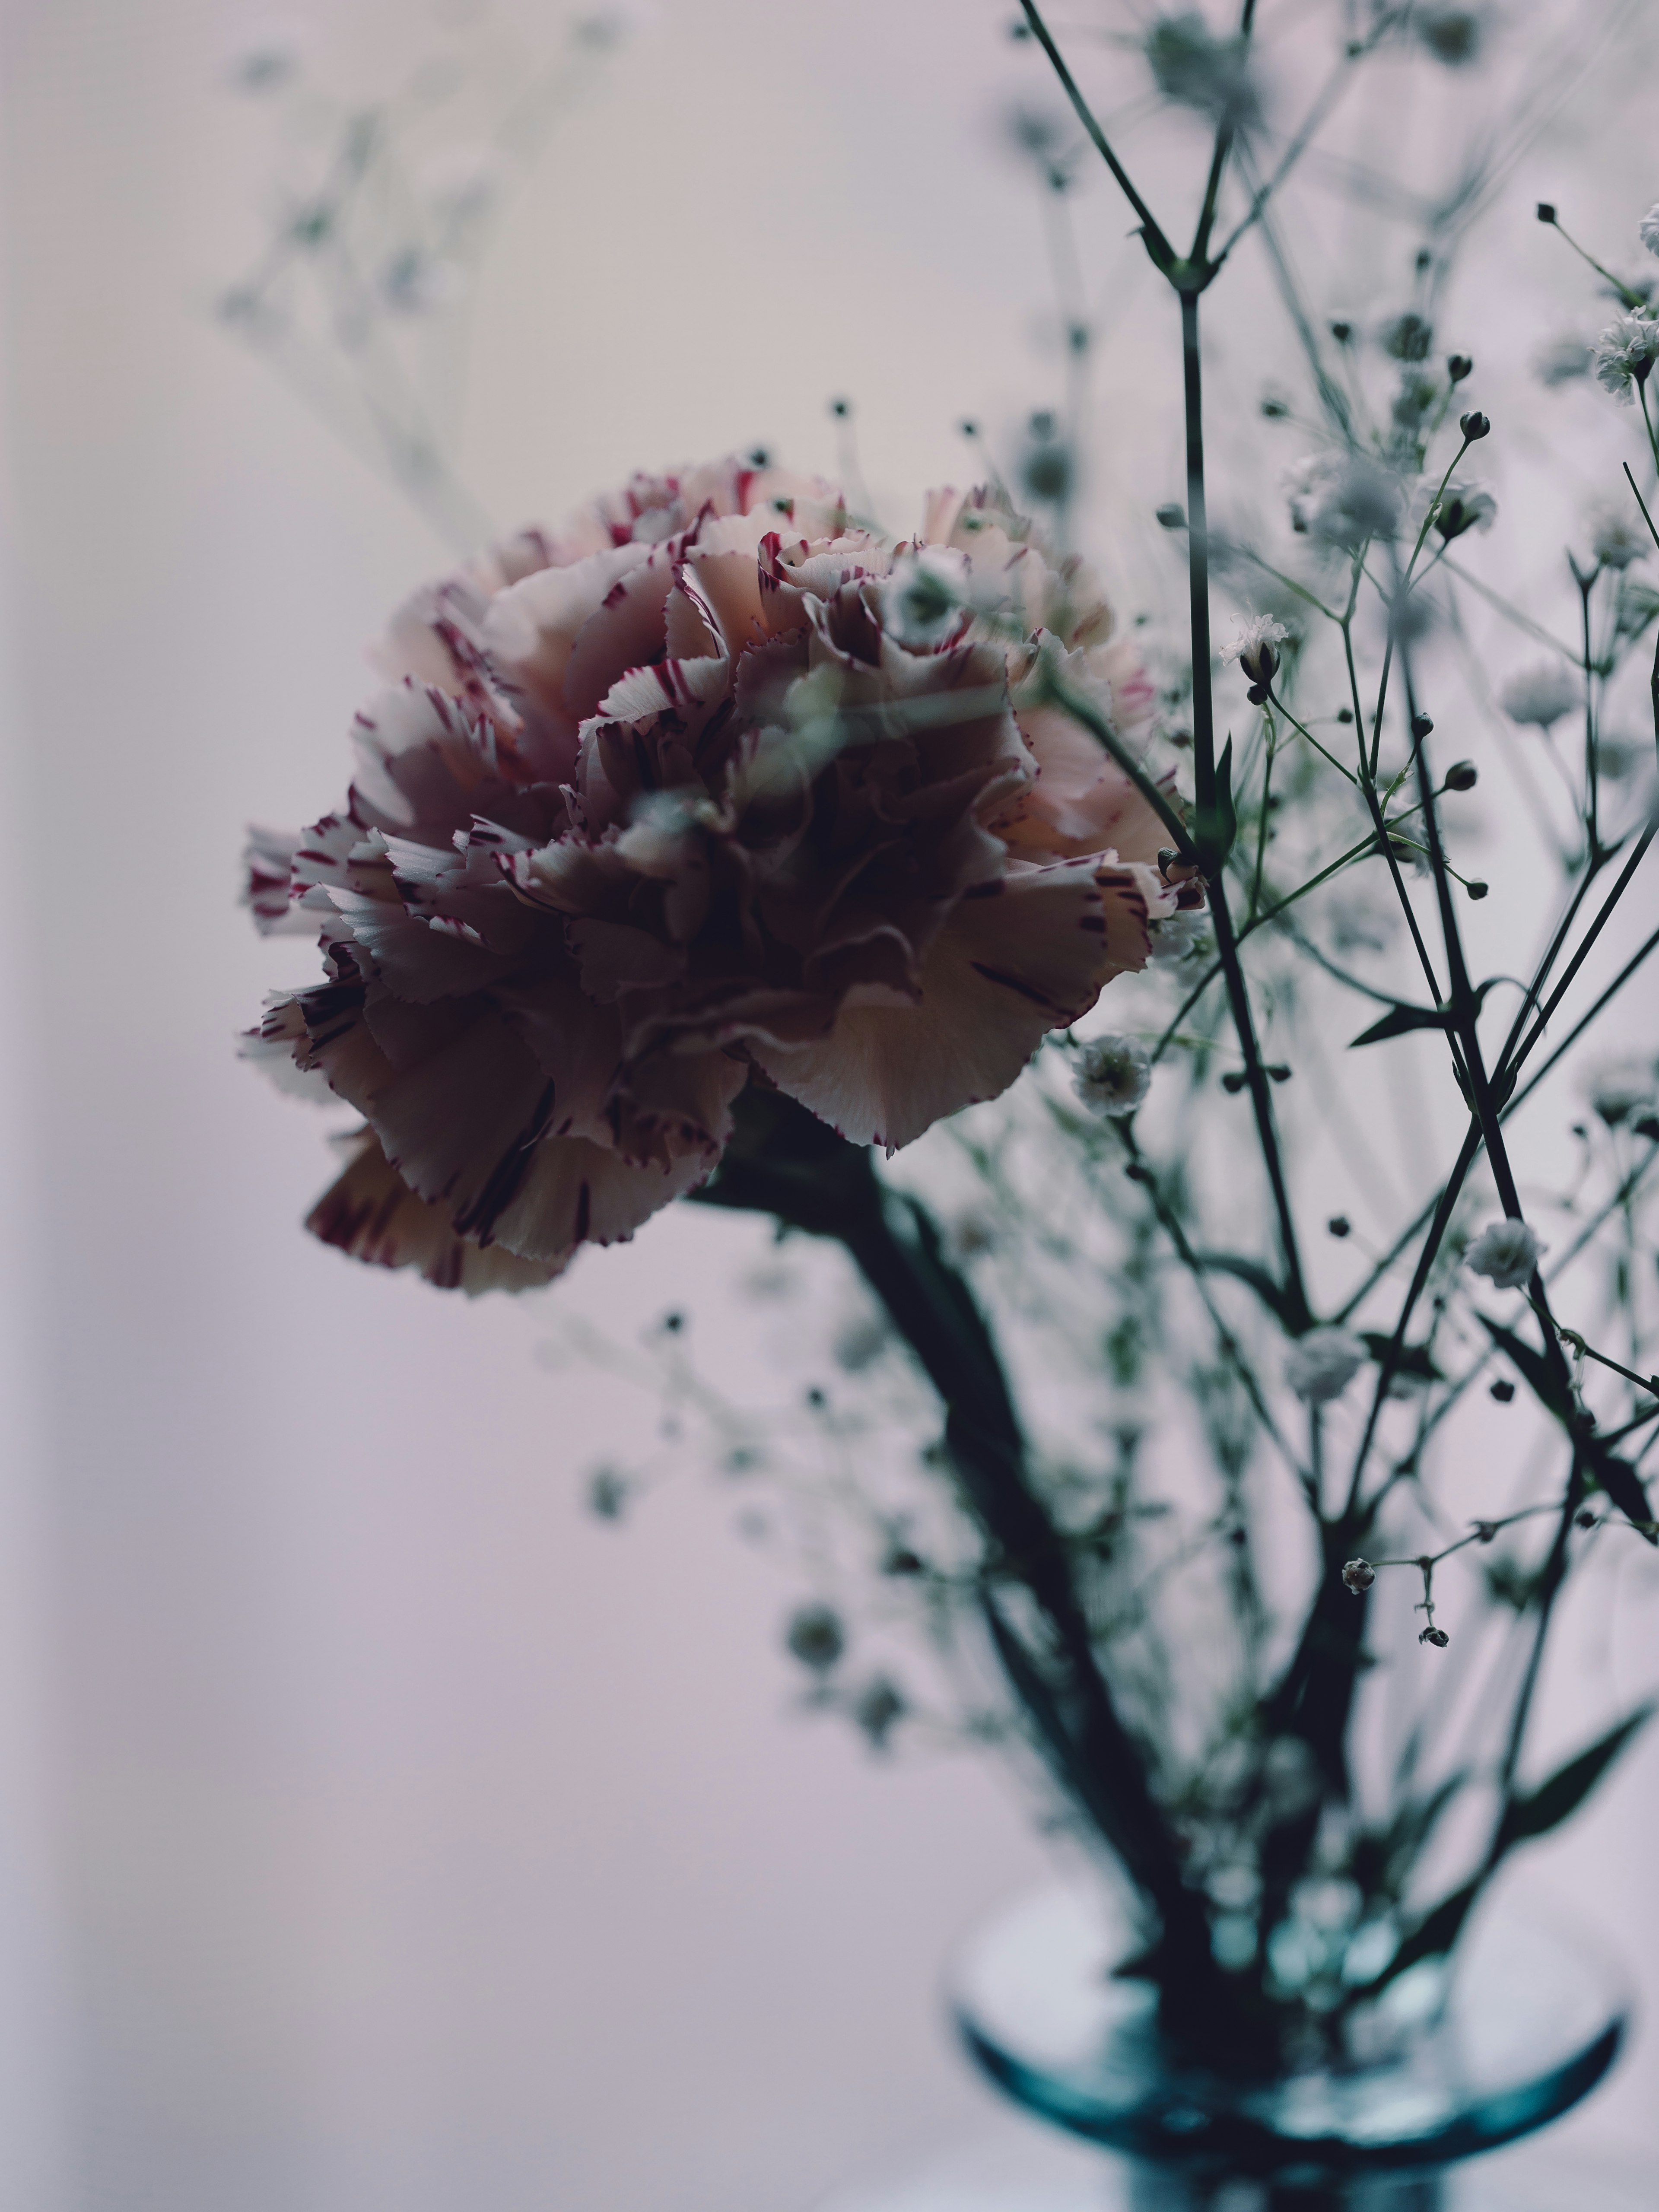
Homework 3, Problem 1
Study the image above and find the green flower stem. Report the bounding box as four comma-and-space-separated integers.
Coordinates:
1038, 664, 1196, 860
1579, 566, 1600, 850
1497, 824, 1654, 1084
1016, 1, 1179, 278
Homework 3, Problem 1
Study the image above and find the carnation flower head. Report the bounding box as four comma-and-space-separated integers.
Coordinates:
243, 462, 1177, 1292
1499, 661, 1581, 729
1285, 1328, 1368, 1405
1073, 1034, 1151, 1118
1592, 309, 1659, 402
1465, 1218, 1546, 1290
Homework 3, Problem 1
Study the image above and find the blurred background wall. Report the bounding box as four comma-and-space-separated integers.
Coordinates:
0, 3, 1653, 2208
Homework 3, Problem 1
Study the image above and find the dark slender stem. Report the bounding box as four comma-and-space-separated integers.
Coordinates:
1346, 1122, 1484, 1522
1182, 292, 1218, 836
1499, 825, 1654, 1083
1017, 1, 1178, 274
1579, 568, 1600, 850
1179, 286, 1308, 1325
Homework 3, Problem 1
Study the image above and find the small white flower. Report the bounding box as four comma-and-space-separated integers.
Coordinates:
1589, 506, 1649, 569
1592, 310, 1659, 403
1220, 614, 1290, 686
1641, 204, 1659, 259
1074, 1035, 1152, 1118
1285, 454, 1401, 550
1499, 661, 1581, 729
1147, 909, 1208, 963
1433, 482, 1497, 542
1466, 1218, 1546, 1290
882, 547, 969, 651
1285, 1327, 1368, 1404
1587, 1060, 1656, 1127
1145, 13, 1259, 127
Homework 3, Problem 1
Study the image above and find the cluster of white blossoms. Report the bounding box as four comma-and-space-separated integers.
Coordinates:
1465, 1219, 1547, 1291
1073, 1035, 1152, 1118
1499, 661, 1582, 730
1285, 1327, 1369, 1405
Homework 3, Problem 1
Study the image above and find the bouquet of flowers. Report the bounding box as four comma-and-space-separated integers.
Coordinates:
238, 0, 1658, 2079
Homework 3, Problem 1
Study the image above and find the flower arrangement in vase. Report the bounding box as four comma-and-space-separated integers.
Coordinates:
235, 3, 1658, 2200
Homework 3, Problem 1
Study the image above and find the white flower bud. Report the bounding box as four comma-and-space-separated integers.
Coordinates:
1341, 1557, 1376, 1593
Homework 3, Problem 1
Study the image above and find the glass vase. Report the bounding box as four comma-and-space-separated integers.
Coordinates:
936, 1881, 1628, 2210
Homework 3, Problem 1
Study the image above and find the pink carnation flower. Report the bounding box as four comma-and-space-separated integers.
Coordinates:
244, 461, 1183, 1291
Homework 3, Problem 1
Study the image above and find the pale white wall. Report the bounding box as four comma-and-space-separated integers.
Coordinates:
0, 3, 1653, 2209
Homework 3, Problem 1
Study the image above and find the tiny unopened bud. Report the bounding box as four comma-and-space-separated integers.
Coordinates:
1465, 879, 1489, 900
1156, 502, 1187, 529
1460, 410, 1491, 440
1447, 353, 1474, 382
853, 1675, 906, 1749
1420, 1624, 1450, 1648
1327, 1214, 1352, 1238
1490, 1379, 1516, 1403
1246, 681, 1269, 705
1336, 706, 1354, 723
1536, 201, 1557, 224
786, 1602, 845, 1672
1341, 1558, 1376, 1593
1444, 759, 1478, 790
1575, 1509, 1599, 1531
1267, 1063, 1292, 1083
1221, 1069, 1248, 1093
1329, 320, 1353, 343
829, 397, 851, 418
1474, 1520, 1497, 1544
1411, 713, 1435, 738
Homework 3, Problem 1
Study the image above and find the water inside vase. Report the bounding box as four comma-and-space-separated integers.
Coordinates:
949, 1882, 1625, 2191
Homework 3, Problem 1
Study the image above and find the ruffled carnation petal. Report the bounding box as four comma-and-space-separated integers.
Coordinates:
753, 856, 1144, 1150
308, 1128, 568, 1293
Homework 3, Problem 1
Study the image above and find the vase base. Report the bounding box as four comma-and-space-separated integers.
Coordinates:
814, 2127, 1649, 2212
